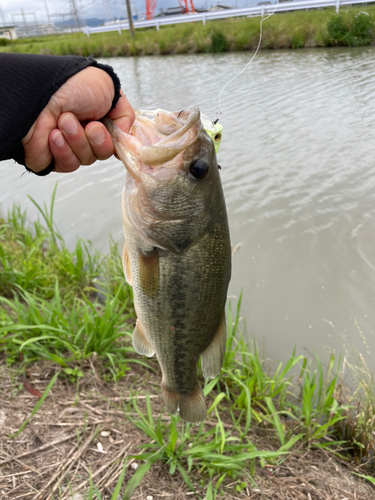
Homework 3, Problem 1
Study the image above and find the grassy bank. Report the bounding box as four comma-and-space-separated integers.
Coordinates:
1, 190, 375, 498
1, 6, 375, 58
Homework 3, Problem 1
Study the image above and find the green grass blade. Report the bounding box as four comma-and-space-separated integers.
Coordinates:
123, 452, 161, 499
265, 397, 285, 446
110, 459, 128, 499
11, 371, 59, 437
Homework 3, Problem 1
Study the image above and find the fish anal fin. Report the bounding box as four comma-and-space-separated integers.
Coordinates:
138, 248, 159, 298
201, 314, 226, 379
162, 383, 180, 415
132, 319, 155, 357
179, 386, 207, 423
122, 244, 132, 287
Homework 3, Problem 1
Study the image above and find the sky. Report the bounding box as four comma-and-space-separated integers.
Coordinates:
0, 0, 252, 25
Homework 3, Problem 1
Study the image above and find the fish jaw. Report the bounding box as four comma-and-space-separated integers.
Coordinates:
102, 117, 142, 183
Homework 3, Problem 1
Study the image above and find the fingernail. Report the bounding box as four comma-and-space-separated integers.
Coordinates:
52, 131, 65, 148
61, 115, 78, 135
88, 125, 105, 145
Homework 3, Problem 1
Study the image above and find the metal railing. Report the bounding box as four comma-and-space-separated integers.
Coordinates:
83, 0, 375, 36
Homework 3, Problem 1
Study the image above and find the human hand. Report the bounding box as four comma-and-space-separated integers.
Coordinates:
21, 66, 135, 173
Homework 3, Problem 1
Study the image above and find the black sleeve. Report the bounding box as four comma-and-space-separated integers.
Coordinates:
0, 53, 121, 176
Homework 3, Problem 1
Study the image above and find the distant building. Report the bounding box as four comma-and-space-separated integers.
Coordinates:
38, 23, 57, 36
164, 6, 186, 15
208, 4, 232, 11
0, 25, 17, 40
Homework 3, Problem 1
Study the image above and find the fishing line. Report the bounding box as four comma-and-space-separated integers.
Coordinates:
215, 0, 280, 122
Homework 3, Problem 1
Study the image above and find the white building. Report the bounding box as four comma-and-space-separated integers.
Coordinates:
0, 25, 17, 40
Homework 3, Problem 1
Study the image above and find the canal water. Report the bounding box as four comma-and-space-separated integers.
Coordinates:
2, 47, 375, 370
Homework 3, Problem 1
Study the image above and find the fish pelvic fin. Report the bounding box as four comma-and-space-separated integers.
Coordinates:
179, 386, 207, 424
201, 314, 226, 379
132, 320, 155, 357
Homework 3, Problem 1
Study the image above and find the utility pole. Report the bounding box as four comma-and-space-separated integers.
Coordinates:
125, 0, 134, 38
70, 0, 80, 30
0, 3, 6, 25
103, 0, 111, 23
44, 0, 51, 24
21, 8, 29, 36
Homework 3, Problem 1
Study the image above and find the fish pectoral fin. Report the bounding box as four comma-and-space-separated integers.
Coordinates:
138, 248, 159, 297
179, 386, 206, 423
122, 244, 132, 287
201, 314, 226, 379
132, 320, 155, 357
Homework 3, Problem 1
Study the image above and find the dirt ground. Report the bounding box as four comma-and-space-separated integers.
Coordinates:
0, 361, 374, 500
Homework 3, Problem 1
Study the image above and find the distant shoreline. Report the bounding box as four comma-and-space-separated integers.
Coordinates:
1, 6, 375, 57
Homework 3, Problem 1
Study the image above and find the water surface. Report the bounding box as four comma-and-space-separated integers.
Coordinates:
2, 47, 375, 368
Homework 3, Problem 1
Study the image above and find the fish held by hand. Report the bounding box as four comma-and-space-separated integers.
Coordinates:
104, 108, 231, 423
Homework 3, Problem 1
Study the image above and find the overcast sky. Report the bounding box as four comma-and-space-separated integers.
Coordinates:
0, 0, 132, 24
0, 0, 251, 25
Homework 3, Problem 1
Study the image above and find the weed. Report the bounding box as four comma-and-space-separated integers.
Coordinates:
210, 29, 228, 52
291, 32, 305, 48
348, 12, 374, 46
327, 11, 374, 46
327, 14, 349, 45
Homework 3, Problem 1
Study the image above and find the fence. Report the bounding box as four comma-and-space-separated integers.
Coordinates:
83, 0, 375, 36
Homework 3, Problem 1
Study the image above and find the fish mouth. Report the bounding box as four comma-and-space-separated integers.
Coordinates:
135, 108, 202, 166
103, 108, 202, 181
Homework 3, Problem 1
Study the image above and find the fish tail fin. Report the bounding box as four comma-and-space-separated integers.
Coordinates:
179, 386, 206, 423
162, 383, 180, 415
201, 313, 226, 379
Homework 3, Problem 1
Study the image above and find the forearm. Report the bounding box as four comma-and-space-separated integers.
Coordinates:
0, 53, 121, 174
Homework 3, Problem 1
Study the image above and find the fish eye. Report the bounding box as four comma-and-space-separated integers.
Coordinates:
190, 159, 209, 179
214, 133, 221, 142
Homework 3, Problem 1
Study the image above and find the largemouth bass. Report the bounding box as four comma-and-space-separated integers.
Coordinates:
104, 109, 231, 423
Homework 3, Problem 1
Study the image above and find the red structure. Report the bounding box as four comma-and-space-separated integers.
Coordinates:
145, 0, 195, 19
146, 0, 157, 20
177, 0, 195, 13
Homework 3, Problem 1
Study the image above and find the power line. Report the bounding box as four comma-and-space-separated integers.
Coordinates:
0, 3, 6, 25
44, 0, 51, 23
70, 0, 80, 28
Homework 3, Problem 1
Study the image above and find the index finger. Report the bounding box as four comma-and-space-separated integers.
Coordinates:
107, 90, 135, 134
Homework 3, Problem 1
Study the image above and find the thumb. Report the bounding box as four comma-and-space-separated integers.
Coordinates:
107, 90, 135, 134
